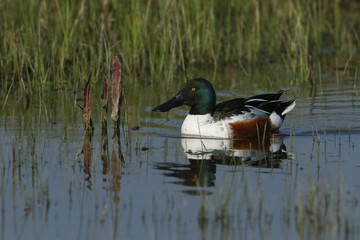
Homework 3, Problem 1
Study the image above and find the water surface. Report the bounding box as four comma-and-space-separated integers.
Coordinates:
1, 61, 360, 240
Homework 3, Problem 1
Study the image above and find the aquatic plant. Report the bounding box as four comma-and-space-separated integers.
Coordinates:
111, 56, 123, 122
101, 75, 108, 109
78, 70, 93, 131
101, 74, 109, 133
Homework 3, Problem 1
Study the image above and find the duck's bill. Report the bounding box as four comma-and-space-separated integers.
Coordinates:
152, 93, 185, 112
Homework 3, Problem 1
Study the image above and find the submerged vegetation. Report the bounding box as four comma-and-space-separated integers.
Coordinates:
1, 0, 360, 94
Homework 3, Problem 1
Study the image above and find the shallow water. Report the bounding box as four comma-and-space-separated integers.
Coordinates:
1, 61, 360, 239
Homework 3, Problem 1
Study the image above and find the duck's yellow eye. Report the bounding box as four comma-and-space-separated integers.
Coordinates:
191, 87, 196, 92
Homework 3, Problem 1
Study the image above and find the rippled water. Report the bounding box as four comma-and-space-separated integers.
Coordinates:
1, 63, 360, 239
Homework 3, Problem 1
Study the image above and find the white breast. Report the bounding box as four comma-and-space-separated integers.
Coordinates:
181, 114, 228, 138
181, 114, 251, 138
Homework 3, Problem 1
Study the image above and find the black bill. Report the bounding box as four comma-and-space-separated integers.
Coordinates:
152, 92, 185, 112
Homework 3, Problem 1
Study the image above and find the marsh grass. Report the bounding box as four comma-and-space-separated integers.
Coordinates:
195, 178, 275, 240
191, 146, 359, 240
1, 0, 360, 94
295, 173, 358, 240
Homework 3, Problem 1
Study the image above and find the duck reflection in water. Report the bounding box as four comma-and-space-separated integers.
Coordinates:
154, 136, 292, 193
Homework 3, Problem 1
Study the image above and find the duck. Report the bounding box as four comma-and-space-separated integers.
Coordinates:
152, 78, 296, 139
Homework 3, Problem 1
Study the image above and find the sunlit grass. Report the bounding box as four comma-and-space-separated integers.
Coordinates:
1, 0, 360, 94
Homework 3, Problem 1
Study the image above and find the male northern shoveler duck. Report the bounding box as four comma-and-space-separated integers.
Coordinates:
152, 78, 296, 139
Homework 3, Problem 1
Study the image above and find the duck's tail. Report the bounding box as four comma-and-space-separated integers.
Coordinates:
269, 100, 296, 129
277, 100, 296, 116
